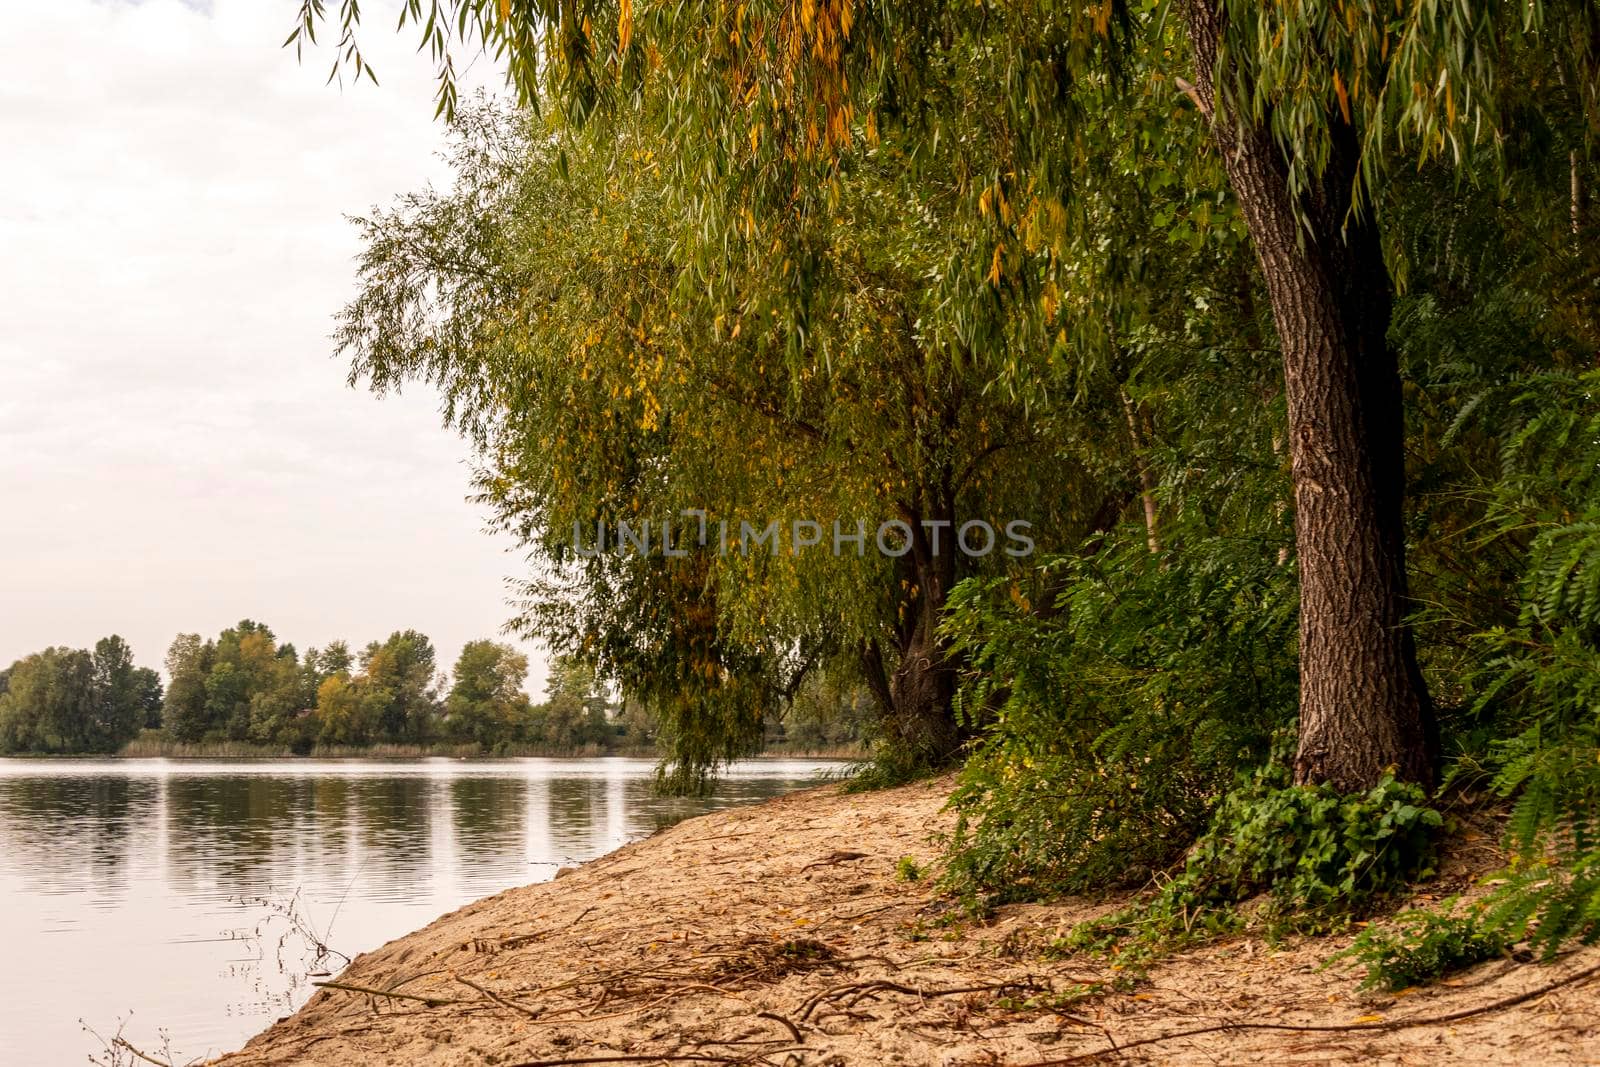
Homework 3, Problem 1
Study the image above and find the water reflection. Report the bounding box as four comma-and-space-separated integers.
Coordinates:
0, 774, 156, 901
0, 758, 836, 1064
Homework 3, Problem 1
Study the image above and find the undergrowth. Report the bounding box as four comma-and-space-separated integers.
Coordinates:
943, 370, 1600, 981
940, 532, 1295, 901
1054, 764, 1443, 970
1334, 903, 1511, 991
1437, 371, 1600, 959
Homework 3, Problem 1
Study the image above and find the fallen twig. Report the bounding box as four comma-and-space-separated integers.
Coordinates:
799, 850, 868, 873
313, 979, 461, 1007
454, 973, 542, 1018
823, 901, 908, 924
754, 1010, 803, 1042
797, 978, 1046, 1022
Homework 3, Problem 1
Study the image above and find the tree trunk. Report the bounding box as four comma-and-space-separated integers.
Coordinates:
870, 499, 963, 767
1184, 0, 1437, 790
886, 609, 959, 764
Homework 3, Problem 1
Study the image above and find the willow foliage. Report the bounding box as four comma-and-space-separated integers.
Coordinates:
338, 101, 1106, 786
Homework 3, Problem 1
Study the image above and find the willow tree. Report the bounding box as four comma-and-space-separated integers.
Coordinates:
297, 0, 1600, 790
339, 103, 1106, 782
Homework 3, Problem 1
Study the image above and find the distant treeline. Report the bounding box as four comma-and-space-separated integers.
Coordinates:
0, 622, 634, 755
0, 621, 869, 757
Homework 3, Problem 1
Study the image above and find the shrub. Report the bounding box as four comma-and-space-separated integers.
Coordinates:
1058, 766, 1443, 965
940, 532, 1297, 901
1334, 904, 1510, 991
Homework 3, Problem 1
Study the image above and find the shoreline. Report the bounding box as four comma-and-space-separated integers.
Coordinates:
208, 777, 1598, 1066
0, 745, 866, 762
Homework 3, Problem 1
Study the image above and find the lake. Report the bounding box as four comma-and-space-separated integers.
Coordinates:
0, 757, 841, 1065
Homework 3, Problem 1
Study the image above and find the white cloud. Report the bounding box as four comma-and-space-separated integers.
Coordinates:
0, 0, 548, 694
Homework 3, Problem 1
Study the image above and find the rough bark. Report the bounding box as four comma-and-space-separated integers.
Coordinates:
1184, 0, 1437, 790
886, 620, 959, 763
880, 499, 962, 767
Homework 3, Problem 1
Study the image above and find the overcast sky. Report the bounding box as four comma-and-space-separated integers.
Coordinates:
0, 1, 549, 693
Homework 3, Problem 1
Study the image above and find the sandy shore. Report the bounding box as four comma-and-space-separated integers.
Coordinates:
212, 777, 1599, 1065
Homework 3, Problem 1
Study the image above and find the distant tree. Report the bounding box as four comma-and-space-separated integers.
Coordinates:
783, 670, 873, 749
0, 640, 153, 754
308, 640, 354, 681
539, 657, 609, 749
162, 633, 214, 742
159, 623, 321, 746
614, 695, 657, 749
202, 662, 250, 741
205, 620, 280, 740
0, 647, 96, 753
361, 630, 440, 742
132, 667, 164, 730
315, 674, 377, 746
90, 635, 145, 748
293, 641, 353, 739
247, 653, 309, 747
444, 640, 533, 746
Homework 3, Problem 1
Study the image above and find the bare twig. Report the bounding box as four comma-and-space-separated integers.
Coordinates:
754, 1010, 803, 1042
83, 1015, 195, 1067
454, 974, 542, 1018
822, 901, 907, 924
798, 850, 868, 873
111, 1038, 176, 1067
508, 983, 747, 1028
797, 978, 1045, 1022
313, 979, 461, 1007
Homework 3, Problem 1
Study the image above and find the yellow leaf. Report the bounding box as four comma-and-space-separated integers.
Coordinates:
987, 242, 1005, 285
1333, 69, 1351, 124
1352, 1013, 1384, 1024
617, 0, 633, 54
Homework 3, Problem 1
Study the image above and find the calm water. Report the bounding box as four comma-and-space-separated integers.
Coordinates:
0, 757, 838, 1065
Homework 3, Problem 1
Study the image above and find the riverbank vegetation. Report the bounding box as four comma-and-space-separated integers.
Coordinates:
280, 0, 1600, 986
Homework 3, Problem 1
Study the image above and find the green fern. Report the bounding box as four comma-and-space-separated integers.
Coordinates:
1456, 370, 1600, 956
